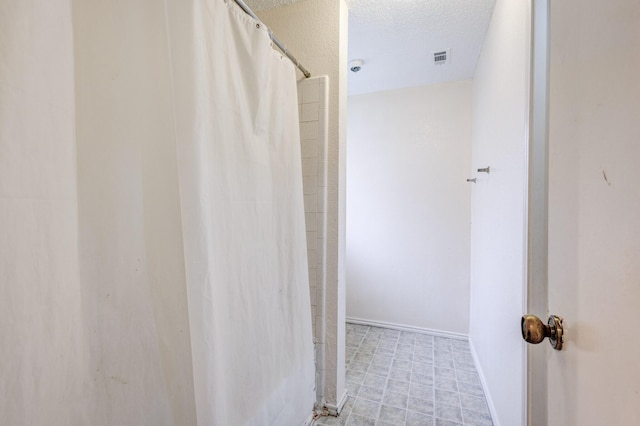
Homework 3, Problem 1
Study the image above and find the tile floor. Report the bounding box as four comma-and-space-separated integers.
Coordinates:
313, 324, 494, 426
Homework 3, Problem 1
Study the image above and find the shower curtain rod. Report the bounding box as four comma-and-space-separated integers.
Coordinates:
233, 0, 311, 78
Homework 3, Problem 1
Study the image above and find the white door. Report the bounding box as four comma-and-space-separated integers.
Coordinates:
528, 0, 640, 424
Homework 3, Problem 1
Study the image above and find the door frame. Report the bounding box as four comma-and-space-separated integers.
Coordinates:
524, 0, 550, 425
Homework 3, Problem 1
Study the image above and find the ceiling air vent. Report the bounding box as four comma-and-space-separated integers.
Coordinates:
433, 49, 450, 65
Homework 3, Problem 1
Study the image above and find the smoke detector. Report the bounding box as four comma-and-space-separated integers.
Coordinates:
349, 59, 364, 73
433, 49, 451, 65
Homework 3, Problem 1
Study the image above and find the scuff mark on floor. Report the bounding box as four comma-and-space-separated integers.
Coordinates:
603, 170, 612, 186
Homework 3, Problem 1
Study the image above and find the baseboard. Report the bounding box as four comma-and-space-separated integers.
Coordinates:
324, 390, 349, 416
468, 337, 500, 426
346, 317, 468, 341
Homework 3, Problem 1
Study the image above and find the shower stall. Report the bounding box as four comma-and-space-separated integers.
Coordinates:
0, 0, 332, 424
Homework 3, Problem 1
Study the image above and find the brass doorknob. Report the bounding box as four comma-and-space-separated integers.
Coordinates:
521, 314, 564, 350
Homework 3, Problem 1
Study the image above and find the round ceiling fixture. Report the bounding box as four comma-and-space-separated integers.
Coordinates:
348, 59, 364, 73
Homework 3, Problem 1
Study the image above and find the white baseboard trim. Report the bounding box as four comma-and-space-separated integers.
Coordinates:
468, 337, 500, 426
324, 390, 349, 416
346, 317, 468, 341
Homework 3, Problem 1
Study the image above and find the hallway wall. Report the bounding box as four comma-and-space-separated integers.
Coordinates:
346, 81, 473, 335
467, 0, 530, 424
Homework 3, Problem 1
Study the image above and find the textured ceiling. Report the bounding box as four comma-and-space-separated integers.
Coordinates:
244, 0, 496, 95
348, 0, 495, 95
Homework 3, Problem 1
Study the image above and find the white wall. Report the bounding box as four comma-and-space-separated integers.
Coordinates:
346, 80, 472, 335
546, 0, 640, 423
468, 0, 530, 424
259, 0, 349, 411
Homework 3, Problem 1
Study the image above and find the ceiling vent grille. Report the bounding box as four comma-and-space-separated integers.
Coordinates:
433, 49, 450, 65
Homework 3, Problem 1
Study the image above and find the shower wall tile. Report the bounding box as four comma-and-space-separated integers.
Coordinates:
304, 194, 318, 212
316, 316, 325, 340
310, 286, 318, 306
316, 287, 325, 309
315, 280, 325, 312
301, 102, 319, 122
316, 260, 325, 286
317, 157, 327, 187
317, 239, 325, 265
303, 175, 318, 194
311, 277, 318, 291
302, 158, 318, 176
317, 215, 325, 236
317, 191, 326, 213
301, 138, 319, 158
309, 269, 318, 287
298, 76, 329, 402
300, 121, 319, 139
307, 231, 318, 249
302, 83, 320, 103
305, 212, 317, 231
307, 249, 318, 268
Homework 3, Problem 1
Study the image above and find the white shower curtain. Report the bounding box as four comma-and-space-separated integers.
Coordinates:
0, 0, 315, 425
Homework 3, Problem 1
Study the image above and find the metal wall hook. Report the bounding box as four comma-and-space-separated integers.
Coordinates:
477, 166, 491, 174
466, 178, 477, 183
